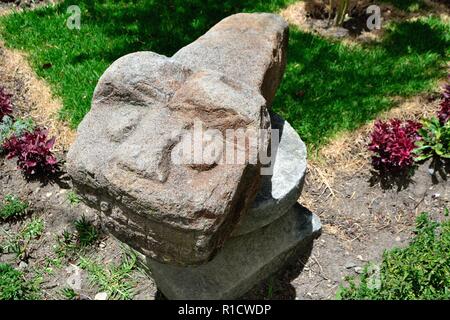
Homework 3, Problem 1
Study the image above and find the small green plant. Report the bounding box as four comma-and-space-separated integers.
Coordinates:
75, 216, 99, 247
78, 252, 138, 300
67, 191, 81, 206
54, 230, 75, 258
0, 195, 29, 221
55, 216, 99, 258
0, 116, 35, 153
338, 211, 450, 300
45, 256, 63, 269
61, 287, 78, 300
21, 218, 45, 240
0, 263, 41, 300
414, 117, 450, 162
1, 218, 44, 260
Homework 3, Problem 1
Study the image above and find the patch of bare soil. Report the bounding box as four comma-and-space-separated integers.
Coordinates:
244, 90, 449, 300
0, 159, 157, 300
281, 0, 450, 43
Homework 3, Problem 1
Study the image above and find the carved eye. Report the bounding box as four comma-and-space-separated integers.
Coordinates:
106, 108, 143, 143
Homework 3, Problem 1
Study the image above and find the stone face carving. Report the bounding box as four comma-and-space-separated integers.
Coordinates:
67, 13, 289, 266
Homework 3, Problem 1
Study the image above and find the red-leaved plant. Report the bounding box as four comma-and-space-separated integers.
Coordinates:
438, 80, 449, 125
368, 119, 422, 174
3, 128, 59, 176
0, 87, 13, 121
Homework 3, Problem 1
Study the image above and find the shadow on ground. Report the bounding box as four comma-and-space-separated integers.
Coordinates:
153, 205, 318, 301
369, 158, 450, 191
240, 242, 314, 300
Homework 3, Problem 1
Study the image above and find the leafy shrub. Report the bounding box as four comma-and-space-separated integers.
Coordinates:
0, 263, 40, 300
438, 81, 449, 125
0, 116, 35, 153
0, 87, 13, 121
338, 211, 450, 300
3, 128, 59, 176
414, 117, 450, 162
368, 119, 422, 174
0, 195, 29, 221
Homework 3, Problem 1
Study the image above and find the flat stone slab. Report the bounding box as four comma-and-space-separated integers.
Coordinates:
67, 13, 289, 266
232, 113, 307, 237
146, 203, 322, 300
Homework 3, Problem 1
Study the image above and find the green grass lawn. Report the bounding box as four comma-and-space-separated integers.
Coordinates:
0, 0, 448, 150
274, 17, 449, 148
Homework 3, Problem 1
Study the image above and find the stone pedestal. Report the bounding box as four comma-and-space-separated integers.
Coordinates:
147, 204, 321, 300
145, 114, 322, 299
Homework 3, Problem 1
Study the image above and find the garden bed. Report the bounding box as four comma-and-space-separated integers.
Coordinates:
0, 0, 449, 300
0, 156, 156, 300
1, 73, 448, 300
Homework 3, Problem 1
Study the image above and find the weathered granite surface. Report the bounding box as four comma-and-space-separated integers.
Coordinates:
173, 13, 288, 106
67, 13, 289, 266
232, 113, 307, 237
